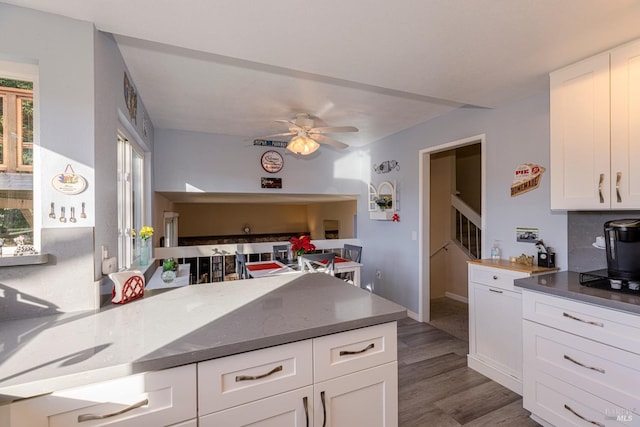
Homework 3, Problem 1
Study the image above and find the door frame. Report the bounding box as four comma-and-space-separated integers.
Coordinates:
418, 134, 486, 323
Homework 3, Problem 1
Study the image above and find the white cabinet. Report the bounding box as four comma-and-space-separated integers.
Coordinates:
8, 364, 197, 427
550, 38, 640, 210
467, 261, 554, 395
313, 321, 398, 427
199, 321, 398, 427
522, 290, 640, 427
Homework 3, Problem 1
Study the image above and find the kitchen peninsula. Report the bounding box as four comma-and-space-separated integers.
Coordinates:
0, 274, 406, 426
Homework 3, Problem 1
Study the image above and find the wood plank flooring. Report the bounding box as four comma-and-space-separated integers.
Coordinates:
397, 317, 540, 426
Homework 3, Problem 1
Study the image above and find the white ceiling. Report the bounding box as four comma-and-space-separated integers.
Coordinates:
5, 0, 640, 150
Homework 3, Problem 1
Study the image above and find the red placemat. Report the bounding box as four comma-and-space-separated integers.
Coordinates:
247, 262, 283, 271
318, 257, 349, 264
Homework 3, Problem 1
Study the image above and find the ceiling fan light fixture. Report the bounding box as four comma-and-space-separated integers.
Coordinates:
287, 135, 320, 155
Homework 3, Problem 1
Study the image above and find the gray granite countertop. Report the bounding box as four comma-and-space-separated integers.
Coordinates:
0, 273, 406, 404
515, 271, 640, 315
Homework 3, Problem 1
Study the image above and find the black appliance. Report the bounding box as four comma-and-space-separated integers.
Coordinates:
604, 219, 640, 279
579, 219, 640, 294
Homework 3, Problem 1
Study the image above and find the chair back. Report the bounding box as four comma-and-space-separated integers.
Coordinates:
235, 252, 248, 279
343, 244, 363, 263
272, 244, 289, 262
300, 252, 336, 275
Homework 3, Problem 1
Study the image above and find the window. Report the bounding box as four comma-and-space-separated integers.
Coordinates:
0, 72, 36, 255
117, 131, 145, 269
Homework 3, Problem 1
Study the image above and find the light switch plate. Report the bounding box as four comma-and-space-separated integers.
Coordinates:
102, 256, 117, 275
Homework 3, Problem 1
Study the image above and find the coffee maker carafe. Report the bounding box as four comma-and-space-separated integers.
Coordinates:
604, 219, 640, 279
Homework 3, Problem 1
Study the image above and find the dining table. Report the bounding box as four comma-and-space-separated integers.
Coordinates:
245, 256, 363, 287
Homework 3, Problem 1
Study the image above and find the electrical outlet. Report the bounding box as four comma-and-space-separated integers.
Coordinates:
376, 270, 382, 280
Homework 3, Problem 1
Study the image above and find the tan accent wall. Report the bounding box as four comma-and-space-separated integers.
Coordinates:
168, 200, 356, 240
430, 151, 455, 299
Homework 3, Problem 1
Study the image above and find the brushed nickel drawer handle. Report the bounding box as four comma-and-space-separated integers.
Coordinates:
598, 173, 605, 203
562, 312, 604, 328
489, 288, 503, 294
616, 171, 622, 203
77, 398, 148, 422
564, 354, 605, 374
340, 343, 374, 356
235, 365, 283, 381
564, 403, 605, 427
303, 396, 309, 427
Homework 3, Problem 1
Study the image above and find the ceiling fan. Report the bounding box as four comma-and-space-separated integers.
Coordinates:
257, 113, 358, 155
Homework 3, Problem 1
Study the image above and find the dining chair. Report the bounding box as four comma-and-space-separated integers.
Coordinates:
339, 244, 362, 282
300, 252, 336, 275
235, 252, 249, 279
272, 244, 289, 262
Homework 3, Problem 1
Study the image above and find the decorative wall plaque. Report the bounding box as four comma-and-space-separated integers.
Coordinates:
51, 164, 87, 195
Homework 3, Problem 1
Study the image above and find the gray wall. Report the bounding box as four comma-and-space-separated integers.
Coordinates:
358, 92, 568, 312
0, 5, 153, 319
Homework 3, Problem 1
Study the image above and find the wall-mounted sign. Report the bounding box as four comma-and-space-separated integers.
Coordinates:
124, 72, 137, 124
254, 139, 288, 148
261, 177, 282, 189
510, 163, 545, 197
51, 164, 87, 195
261, 150, 284, 173
373, 160, 400, 174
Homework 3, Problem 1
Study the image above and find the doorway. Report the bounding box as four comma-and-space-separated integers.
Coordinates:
418, 134, 486, 323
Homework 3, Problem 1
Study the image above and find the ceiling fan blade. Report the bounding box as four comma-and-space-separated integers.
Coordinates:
253, 132, 295, 139
310, 134, 349, 149
275, 119, 302, 130
308, 126, 359, 134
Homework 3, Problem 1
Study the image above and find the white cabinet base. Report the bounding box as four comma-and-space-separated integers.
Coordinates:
467, 355, 522, 395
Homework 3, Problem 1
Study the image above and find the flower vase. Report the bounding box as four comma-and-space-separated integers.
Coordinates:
139, 238, 150, 266
298, 253, 305, 270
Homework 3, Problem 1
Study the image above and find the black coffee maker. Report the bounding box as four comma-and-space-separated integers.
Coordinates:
604, 219, 640, 279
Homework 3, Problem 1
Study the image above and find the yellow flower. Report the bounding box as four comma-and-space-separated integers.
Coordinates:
139, 226, 154, 240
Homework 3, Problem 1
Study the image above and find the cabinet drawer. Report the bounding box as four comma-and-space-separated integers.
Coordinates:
10, 364, 196, 427
524, 370, 639, 427
198, 339, 312, 415
199, 386, 313, 427
522, 290, 640, 354
314, 322, 397, 383
524, 320, 640, 411
468, 265, 527, 292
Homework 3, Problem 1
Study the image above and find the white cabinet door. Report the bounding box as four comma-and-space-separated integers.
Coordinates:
550, 52, 611, 209
199, 386, 313, 427
611, 38, 640, 208
468, 281, 522, 393
314, 362, 397, 427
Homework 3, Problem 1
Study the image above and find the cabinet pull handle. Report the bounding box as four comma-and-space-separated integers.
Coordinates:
489, 288, 503, 294
77, 398, 148, 422
616, 172, 622, 203
235, 364, 283, 381
303, 396, 309, 427
562, 312, 604, 327
321, 391, 327, 427
492, 275, 498, 280
564, 404, 605, 427
598, 173, 605, 203
340, 343, 374, 356
564, 354, 605, 374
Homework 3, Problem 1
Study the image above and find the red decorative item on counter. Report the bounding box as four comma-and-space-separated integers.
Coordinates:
392, 213, 400, 222
109, 271, 145, 304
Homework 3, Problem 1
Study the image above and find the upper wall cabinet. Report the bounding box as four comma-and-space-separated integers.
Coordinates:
550, 39, 640, 210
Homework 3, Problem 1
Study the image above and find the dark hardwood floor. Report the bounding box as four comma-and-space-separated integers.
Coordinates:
397, 317, 540, 426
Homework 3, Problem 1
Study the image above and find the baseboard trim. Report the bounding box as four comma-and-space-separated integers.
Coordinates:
445, 292, 468, 304
407, 310, 419, 321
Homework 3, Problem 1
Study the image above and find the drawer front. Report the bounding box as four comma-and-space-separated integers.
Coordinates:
468, 264, 528, 292
198, 339, 312, 415
11, 364, 196, 427
199, 386, 313, 427
314, 322, 397, 383
522, 290, 640, 354
524, 370, 640, 427
524, 320, 640, 411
